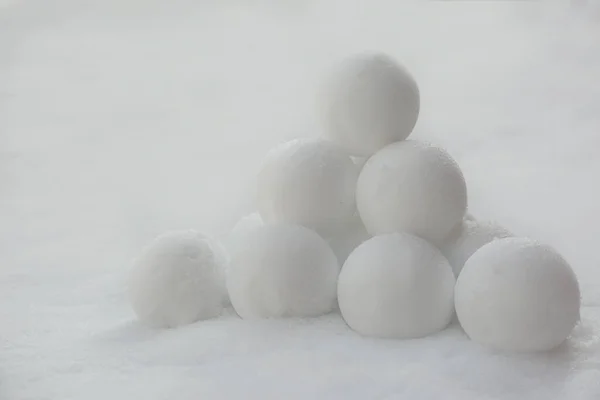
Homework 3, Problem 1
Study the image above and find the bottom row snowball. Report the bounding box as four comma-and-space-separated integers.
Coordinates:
227, 224, 340, 319
337, 232, 456, 339
455, 237, 581, 352
128, 227, 580, 354
128, 230, 228, 328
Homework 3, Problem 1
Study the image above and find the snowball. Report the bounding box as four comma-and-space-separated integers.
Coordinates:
337, 233, 456, 339
356, 140, 468, 244
227, 224, 340, 319
441, 219, 512, 277
324, 216, 371, 266
455, 237, 581, 352
320, 52, 420, 156
225, 212, 264, 255
257, 138, 358, 236
128, 230, 227, 328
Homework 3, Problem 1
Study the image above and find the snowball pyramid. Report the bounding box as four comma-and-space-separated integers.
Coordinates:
441, 219, 512, 277
320, 52, 420, 156
338, 233, 456, 339
455, 237, 581, 352
128, 230, 228, 328
257, 138, 358, 236
356, 140, 468, 244
227, 223, 340, 319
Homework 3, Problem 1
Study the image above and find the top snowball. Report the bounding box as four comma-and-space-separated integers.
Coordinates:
319, 52, 420, 156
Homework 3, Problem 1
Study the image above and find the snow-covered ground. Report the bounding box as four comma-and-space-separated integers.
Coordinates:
2, 1, 600, 399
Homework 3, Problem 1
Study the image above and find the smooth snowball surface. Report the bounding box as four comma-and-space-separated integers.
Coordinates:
128, 230, 227, 328
455, 237, 581, 352
320, 52, 420, 156
227, 224, 340, 319
257, 138, 359, 236
338, 233, 456, 339
226, 212, 264, 255
441, 219, 512, 277
356, 140, 468, 244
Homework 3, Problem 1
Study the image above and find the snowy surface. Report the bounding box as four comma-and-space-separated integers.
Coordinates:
1, 1, 600, 399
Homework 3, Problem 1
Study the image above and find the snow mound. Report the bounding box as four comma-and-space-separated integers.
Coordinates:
227, 224, 340, 319
320, 52, 420, 156
257, 138, 359, 236
128, 230, 228, 328
441, 219, 512, 277
455, 237, 581, 352
356, 140, 468, 244
337, 233, 455, 339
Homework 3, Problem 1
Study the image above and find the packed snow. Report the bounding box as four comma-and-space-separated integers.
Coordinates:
320, 52, 420, 156
356, 140, 468, 244
128, 230, 228, 328
256, 138, 358, 236
338, 233, 455, 339
2, 1, 600, 399
455, 237, 581, 352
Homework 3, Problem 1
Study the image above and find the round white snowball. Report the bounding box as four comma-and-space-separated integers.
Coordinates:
128, 230, 227, 328
441, 219, 512, 277
211, 239, 232, 305
320, 52, 420, 156
226, 212, 264, 255
455, 237, 581, 352
227, 224, 340, 319
356, 140, 468, 244
257, 138, 358, 236
338, 233, 456, 339
324, 216, 371, 266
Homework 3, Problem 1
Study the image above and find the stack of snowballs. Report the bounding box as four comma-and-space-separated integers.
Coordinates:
128, 52, 581, 353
